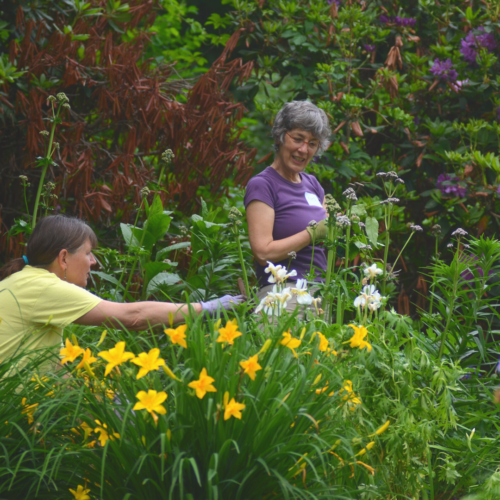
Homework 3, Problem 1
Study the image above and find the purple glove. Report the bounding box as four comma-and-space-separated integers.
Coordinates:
200, 295, 245, 315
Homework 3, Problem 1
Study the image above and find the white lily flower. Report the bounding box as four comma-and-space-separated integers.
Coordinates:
353, 294, 366, 308
354, 285, 383, 310
265, 261, 297, 284
255, 285, 292, 315
265, 261, 284, 284
364, 263, 383, 279
291, 279, 313, 305
276, 267, 297, 283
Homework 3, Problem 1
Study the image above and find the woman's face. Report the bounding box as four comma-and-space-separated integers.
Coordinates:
66, 239, 97, 287
276, 128, 319, 175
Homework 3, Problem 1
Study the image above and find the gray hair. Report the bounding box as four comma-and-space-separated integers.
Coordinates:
272, 101, 331, 155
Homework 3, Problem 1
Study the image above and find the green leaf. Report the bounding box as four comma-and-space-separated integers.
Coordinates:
147, 272, 182, 296
147, 212, 172, 242
156, 241, 191, 261
144, 261, 176, 281
351, 203, 367, 217
365, 216, 379, 247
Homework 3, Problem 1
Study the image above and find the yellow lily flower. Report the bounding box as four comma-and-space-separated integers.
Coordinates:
69, 484, 91, 500
60, 338, 84, 365
239, 354, 262, 381
94, 420, 120, 446
188, 368, 217, 399
75, 348, 97, 370
339, 380, 362, 410
346, 324, 372, 352
312, 331, 330, 352
224, 397, 246, 420
280, 330, 301, 357
133, 390, 168, 425
164, 324, 188, 348
130, 348, 166, 379
98, 341, 135, 376
21, 397, 38, 425
217, 319, 242, 345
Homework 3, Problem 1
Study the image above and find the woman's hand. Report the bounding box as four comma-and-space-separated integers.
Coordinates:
306, 219, 328, 241
200, 294, 245, 315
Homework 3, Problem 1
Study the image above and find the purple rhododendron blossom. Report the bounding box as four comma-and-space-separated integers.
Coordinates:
460, 27, 497, 64
437, 173, 467, 198
379, 15, 416, 27
327, 0, 341, 5
429, 59, 458, 82
364, 44, 376, 52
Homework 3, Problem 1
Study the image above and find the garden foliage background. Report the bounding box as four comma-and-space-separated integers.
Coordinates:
1, 0, 500, 499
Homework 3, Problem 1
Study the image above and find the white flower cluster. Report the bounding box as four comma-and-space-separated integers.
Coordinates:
354, 284, 384, 312
255, 285, 293, 315
255, 262, 318, 316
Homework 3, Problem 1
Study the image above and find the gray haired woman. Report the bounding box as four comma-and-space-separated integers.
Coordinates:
244, 101, 331, 310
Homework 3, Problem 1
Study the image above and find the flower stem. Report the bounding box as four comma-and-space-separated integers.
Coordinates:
438, 244, 460, 359
391, 231, 414, 275
381, 205, 392, 295
32, 103, 59, 227
309, 230, 316, 278
344, 201, 352, 271
428, 237, 439, 314
324, 223, 337, 322
113, 198, 145, 301
234, 225, 251, 299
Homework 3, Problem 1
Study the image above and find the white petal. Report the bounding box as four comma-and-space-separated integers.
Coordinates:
297, 293, 313, 305
354, 296, 365, 307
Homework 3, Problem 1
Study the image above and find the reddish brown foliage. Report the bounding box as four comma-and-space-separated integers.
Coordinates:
0, 1, 256, 261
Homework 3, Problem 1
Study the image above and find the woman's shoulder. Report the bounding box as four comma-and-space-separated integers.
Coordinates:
246, 167, 275, 187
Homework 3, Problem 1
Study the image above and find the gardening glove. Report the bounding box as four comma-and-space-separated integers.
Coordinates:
306, 219, 328, 242
200, 294, 245, 315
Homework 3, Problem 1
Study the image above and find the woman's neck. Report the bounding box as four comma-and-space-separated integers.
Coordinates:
270, 160, 302, 184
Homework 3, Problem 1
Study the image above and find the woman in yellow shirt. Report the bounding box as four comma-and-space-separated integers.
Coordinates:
0, 215, 242, 363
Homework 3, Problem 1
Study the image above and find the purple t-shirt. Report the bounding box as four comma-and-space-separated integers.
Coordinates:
244, 167, 327, 285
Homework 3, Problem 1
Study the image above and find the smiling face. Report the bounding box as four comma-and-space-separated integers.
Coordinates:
65, 239, 97, 287
272, 128, 319, 182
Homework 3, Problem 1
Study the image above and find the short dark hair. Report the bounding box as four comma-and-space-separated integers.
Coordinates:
0, 215, 97, 281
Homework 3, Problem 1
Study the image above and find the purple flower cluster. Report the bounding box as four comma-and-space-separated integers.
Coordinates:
437, 173, 467, 198
364, 44, 376, 53
379, 15, 416, 27
327, 0, 341, 6
460, 27, 497, 64
429, 59, 458, 82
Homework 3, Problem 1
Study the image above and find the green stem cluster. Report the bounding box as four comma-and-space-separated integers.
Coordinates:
32, 100, 63, 227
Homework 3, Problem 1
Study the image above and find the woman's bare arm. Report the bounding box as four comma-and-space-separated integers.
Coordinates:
74, 300, 203, 330
246, 200, 312, 266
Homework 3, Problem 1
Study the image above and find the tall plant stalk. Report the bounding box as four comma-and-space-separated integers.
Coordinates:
428, 229, 441, 314
229, 208, 250, 299
32, 94, 68, 227
438, 245, 460, 359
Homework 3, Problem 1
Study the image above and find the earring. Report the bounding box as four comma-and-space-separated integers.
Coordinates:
64, 268, 67, 280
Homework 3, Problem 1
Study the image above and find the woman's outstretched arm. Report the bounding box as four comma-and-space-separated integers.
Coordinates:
75, 300, 203, 330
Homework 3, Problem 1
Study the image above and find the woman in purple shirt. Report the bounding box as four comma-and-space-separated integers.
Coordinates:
244, 101, 331, 309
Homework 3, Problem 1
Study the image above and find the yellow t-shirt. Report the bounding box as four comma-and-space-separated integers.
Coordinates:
0, 266, 102, 364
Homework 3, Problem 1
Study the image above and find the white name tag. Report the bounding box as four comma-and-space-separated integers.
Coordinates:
305, 192, 322, 207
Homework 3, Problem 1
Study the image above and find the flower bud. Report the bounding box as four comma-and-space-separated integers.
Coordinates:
259, 339, 272, 354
